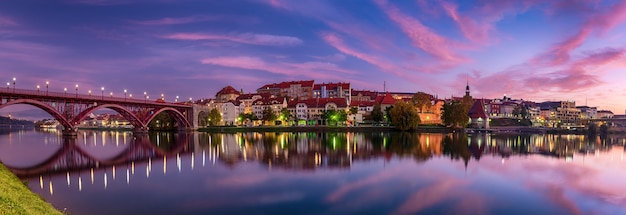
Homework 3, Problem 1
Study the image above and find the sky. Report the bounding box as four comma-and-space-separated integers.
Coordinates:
1, 0, 626, 119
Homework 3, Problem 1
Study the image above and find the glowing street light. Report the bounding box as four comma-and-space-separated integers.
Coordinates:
110, 92, 113, 98
124, 89, 127, 101
161, 93, 164, 101
37, 85, 40, 92
175, 95, 179, 102
46, 81, 49, 95
64, 87, 67, 95
88, 90, 92, 97
75, 84, 79, 98
12, 77, 16, 92
6, 82, 9, 90
101, 87, 104, 99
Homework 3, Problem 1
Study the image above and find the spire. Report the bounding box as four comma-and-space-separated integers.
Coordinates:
465, 80, 470, 97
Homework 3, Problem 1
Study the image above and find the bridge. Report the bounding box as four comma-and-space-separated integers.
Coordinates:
0, 86, 211, 135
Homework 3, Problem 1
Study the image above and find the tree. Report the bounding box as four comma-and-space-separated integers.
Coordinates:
280, 108, 291, 125
148, 112, 176, 130
349, 106, 358, 115
262, 108, 277, 125
512, 105, 529, 119
207, 108, 221, 126
371, 104, 384, 123
441, 100, 470, 128
389, 101, 420, 131
411, 92, 432, 113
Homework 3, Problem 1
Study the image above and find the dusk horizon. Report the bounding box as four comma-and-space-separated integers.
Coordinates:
2, 0, 626, 119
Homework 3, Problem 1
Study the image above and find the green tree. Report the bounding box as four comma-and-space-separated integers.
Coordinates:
385, 106, 393, 123
389, 101, 420, 131
262, 108, 277, 125
207, 108, 221, 126
411, 92, 432, 113
280, 108, 291, 125
441, 100, 470, 128
371, 104, 384, 123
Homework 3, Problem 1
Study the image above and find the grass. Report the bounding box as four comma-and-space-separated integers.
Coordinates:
0, 162, 62, 215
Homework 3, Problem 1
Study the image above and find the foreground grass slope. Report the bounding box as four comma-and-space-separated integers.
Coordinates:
0, 163, 62, 215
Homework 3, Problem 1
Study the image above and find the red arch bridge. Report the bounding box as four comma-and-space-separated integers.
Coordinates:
0, 87, 210, 135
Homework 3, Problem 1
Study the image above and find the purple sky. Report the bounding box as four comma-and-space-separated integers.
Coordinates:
2, 0, 626, 119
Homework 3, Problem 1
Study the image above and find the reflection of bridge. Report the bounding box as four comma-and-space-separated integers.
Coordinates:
0, 87, 211, 135
6, 133, 191, 177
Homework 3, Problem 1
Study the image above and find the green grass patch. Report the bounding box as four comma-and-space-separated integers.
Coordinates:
0, 163, 62, 215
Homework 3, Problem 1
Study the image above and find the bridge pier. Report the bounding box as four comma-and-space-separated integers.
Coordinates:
62, 127, 78, 136
133, 127, 149, 134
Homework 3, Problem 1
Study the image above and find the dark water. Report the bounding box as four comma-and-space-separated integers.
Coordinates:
1, 129, 625, 215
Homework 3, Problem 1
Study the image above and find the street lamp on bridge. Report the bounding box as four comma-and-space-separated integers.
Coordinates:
101, 87, 104, 99
144, 91, 147, 102
161, 93, 164, 101
75, 84, 78, 98
175, 96, 179, 102
88, 90, 92, 97
12, 77, 16, 92
124, 89, 127, 101
46, 81, 49, 96
6, 82, 9, 90
37, 85, 40, 92
110, 92, 113, 98
64, 88, 67, 95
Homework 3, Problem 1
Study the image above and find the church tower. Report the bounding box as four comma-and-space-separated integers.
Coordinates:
465, 81, 470, 97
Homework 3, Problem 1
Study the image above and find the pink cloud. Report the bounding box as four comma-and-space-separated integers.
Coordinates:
535, 0, 626, 66
163, 32, 303, 46
441, 1, 491, 44
0, 16, 18, 27
129, 15, 217, 25
375, 0, 467, 63
200, 56, 355, 80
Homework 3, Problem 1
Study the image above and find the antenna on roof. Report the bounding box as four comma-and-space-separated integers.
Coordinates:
383, 81, 386, 92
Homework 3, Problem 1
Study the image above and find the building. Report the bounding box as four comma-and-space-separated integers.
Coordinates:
597, 110, 614, 119
215, 86, 241, 102
252, 96, 288, 125
538, 101, 581, 128
287, 98, 348, 125
576, 106, 598, 119
312, 82, 351, 101
468, 100, 489, 129
257, 80, 314, 100
220, 100, 245, 126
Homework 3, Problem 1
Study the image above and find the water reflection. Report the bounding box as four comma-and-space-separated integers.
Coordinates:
0, 130, 625, 215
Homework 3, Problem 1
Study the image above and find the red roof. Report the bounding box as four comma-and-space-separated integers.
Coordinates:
349, 100, 374, 107
313, 82, 350, 90
253, 97, 286, 105
468, 100, 488, 119
257, 80, 314, 90
374, 93, 396, 105
216, 85, 240, 97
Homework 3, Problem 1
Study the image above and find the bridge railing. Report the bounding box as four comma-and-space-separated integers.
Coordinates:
0, 87, 191, 108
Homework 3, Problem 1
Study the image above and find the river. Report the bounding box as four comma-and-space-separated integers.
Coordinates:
0, 129, 625, 215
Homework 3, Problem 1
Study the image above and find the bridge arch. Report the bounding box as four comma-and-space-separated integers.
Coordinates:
197, 111, 208, 127
144, 107, 191, 129
72, 104, 146, 129
0, 99, 73, 129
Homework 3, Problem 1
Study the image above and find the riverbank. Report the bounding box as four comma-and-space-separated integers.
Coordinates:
0, 162, 62, 215
197, 125, 456, 133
